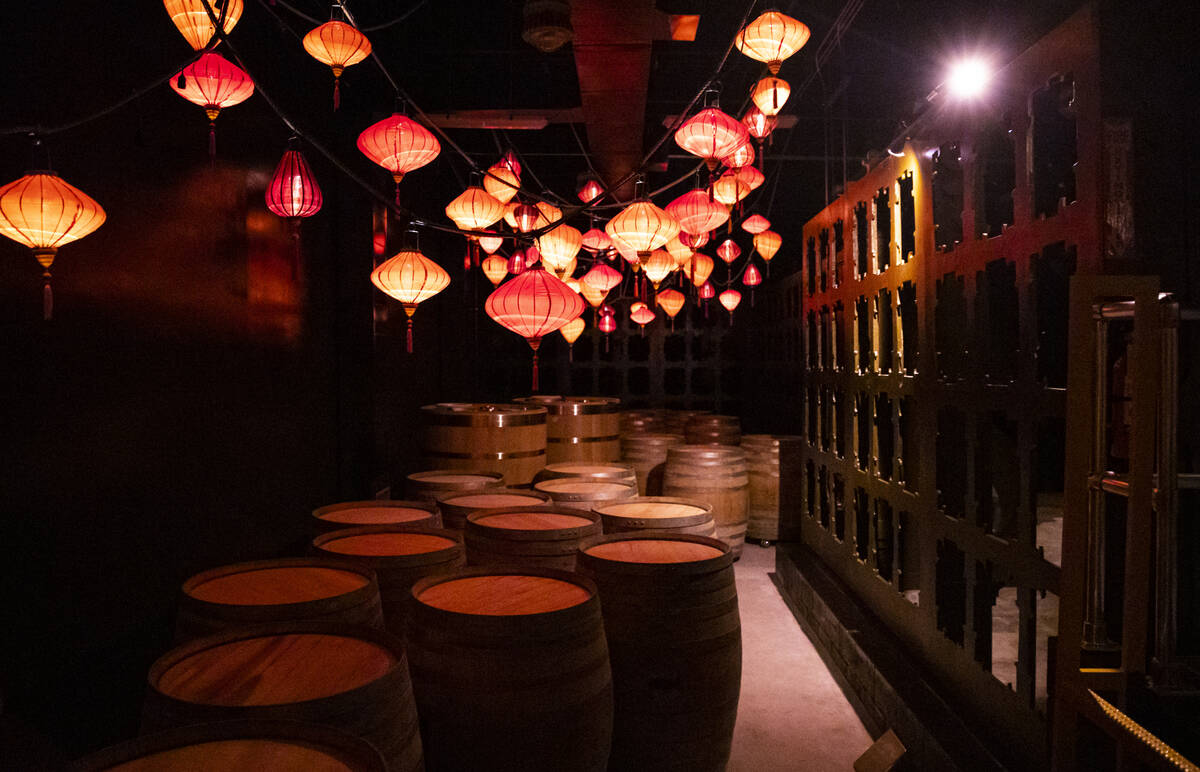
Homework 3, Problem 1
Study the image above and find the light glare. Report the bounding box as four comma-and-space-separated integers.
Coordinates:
946, 58, 992, 100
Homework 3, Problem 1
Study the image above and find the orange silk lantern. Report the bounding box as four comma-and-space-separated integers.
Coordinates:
171, 52, 254, 157
507, 250, 526, 275
577, 178, 603, 204
630, 300, 647, 314
581, 227, 612, 254
664, 235, 693, 266
679, 252, 714, 287
484, 163, 520, 205
742, 214, 771, 234
265, 145, 322, 228
721, 138, 755, 170
482, 254, 509, 286
559, 316, 585, 361
674, 107, 749, 172
666, 188, 729, 236
579, 281, 607, 309
0, 171, 106, 319
605, 188, 679, 265
582, 262, 622, 293
535, 201, 563, 228
609, 231, 639, 266
303, 20, 371, 109
751, 76, 790, 117
736, 165, 766, 191
680, 230, 709, 250
630, 305, 656, 336
719, 288, 742, 324
357, 113, 440, 202
716, 238, 741, 264
446, 186, 505, 231
711, 172, 751, 208
478, 231, 504, 255
642, 249, 675, 290
486, 268, 585, 390
537, 223, 583, 274
163, 0, 243, 51
742, 107, 777, 140
754, 229, 782, 262
735, 11, 811, 74
370, 245, 450, 353
656, 288, 685, 330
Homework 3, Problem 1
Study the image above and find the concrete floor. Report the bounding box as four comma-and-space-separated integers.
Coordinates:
728, 545, 873, 771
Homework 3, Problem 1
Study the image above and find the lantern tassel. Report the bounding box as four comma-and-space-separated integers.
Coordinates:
208, 122, 216, 161
406, 318, 414, 354
333, 77, 341, 111
569, 343, 574, 363
529, 337, 542, 391
42, 270, 53, 321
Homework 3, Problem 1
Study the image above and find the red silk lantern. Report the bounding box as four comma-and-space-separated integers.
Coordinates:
716, 238, 741, 264
630, 304, 656, 337
736, 165, 766, 191
743, 262, 763, 287
370, 246, 450, 353
742, 107, 777, 140
163, 0, 244, 51
171, 52, 254, 157
482, 254, 509, 286
656, 288, 685, 330
507, 250, 526, 275
265, 146, 322, 228
500, 150, 522, 177
742, 214, 771, 234
680, 230, 709, 250
524, 244, 541, 267
484, 163, 521, 205
582, 263, 622, 292
720, 138, 755, 170
598, 310, 616, 352
666, 188, 729, 236
302, 20, 371, 109
674, 107, 749, 171
485, 268, 585, 391
680, 252, 714, 287
719, 288, 742, 324
699, 281, 716, 299
735, 11, 811, 74
581, 227, 612, 254
0, 171, 106, 319
577, 178, 603, 204
357, 113, 440, 202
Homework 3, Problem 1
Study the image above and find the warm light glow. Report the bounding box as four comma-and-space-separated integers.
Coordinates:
656, 288, 685, 319
680, 230, 709, 250
371, 249, 450, 310
741, 214, 771, 234
674, 107, 750, 170
699, 280, 715, 299
735, 11, 811, 73
171, 52, 254, 118
605, 199, 680, 262
751, 76, 790, 117
711, 172, 750, 207
507, 250, 526, 275
483, 163, 521, 205
718, 288, 742, 313
598, 313, 616, 334
302, 20, 371, 76
265, 148, 322, 220
500, 150, 522, 177
742, 107, 776, 140
679, 252, 714, 286
716, 238, 741, 264
445, 186, 505, 231
630, 301, 647, 313
357, 113, 440, 184
524, 244, 541, 266
664, 235, 693, 266
721, 139, 755, 169
642, 249, 676, 288
736, 165, 765, 191
753, 229, 782, 262
0, 172, 106, 255
482, 254, 509, 286
666, 188, 729, 236
609, 231, 638, 265
536, 223, 583, 272
478, 231, 504, 255
582, 262, 622, 292
559, 316, 585, 345
630, 305, 656, 327
946, 57, 993, 100
485, 268, 585, 343
743, 262, 763, 287
577, 178, 603, 204
163, 0, 244, 51
581, 227, 613, 254
579, 281, 607, 308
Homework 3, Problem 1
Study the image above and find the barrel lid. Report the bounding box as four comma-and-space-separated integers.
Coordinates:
584, 538, 725, 563
515, 395, 620, 415
316, 530, 460, 557
415, 573, 592, 616
421, 403, 547, 426
183, 561, 370, 607
619, 433, 684, 445
154, 631, 396, 706
535, 479, 635, 497
439, 491, 549, 509
312, 500, 435, 525
541, 462, 632, 478
407, 470, 505, 486
667, 445, 746, 462
468, 507, 597, 533
596, 498, 710, 519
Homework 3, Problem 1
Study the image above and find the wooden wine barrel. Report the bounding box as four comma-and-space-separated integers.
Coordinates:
659, 409, 710, 436
743, 434, 798, 543
576, 532, 741, 772
684, 414, 742, 446
515, 396, 621, 464
175, 559, 383, 642
421, 403, 548, 486
405, 469, 504, 503
533, 477, 637, 513
464, 506, 601, 570
619, 409, 663, 436
407, 567, 613, 772
594, 496, 716, 537
620, 433, 684, 495
311, 500, 440, 534
311, 527, 465, 636
661, 446, 750, 557
532, 461, 638, 489
76, 720, 387, 771
435, 489, 552, 531
143, 623, 423, 772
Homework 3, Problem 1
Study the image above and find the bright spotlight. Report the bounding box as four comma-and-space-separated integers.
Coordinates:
945, 57, 992, 100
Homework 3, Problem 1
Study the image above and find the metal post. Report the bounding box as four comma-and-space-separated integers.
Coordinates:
1154, 301, 1179, 677
1083, 312, 1111, 648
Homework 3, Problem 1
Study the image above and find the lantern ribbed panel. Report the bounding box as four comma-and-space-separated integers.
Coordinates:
478, 232, 504, 255
642, 249, 675, 286
579, 282, 607, 308
483, 164, 520, 204
736, 165, 766, 191
665, 189, 730, 235
742, 107, 776, 139
719, 288, 743, 312
743, 263, 763, 287
507, 251, 526, 275
445, 186, 505, 231
559, 316, 585, 344
741, 214, 771, 234
0, 173, 106, 252
581, 227, 612, 254
485, 268, 585, 342
656, 288, 685, 318
609, 232, 638, 265
721, 139, 755, 169
370, 249, 450, 306
605, 200, 679, 256
754, 229, 782, 262
357, 113, 440, 180
751, 76, 790, 117
664, 235, 693, 266
536, 223, 583, 272
679, 253, 714, 286
577, 179, 603, 203
674, 108, 749, 167
699, 281, 715, 299
681, 230, 709, 249
171, 52, 255, 113
581, 263, 622, 292
482, 255, 509, 286
716, 239, 741, 264
265, 150, 322, 219
630, 306, 656, 326
524, 245, 541, 267
303, 20, 371, 70
735, 11, 811, 71
711, 173, 750, 207
163, 0, 244, 51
